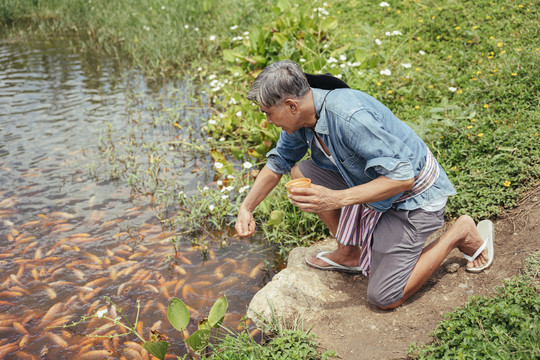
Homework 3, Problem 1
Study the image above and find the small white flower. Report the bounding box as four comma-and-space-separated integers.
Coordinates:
202, 186, 209, 191
391, 30, 402, 36
401, 63, 411, 68
221, 195, 228, 200
214, 162, 224, 169
219, 137, 225, 141
239, 185, 250, 194
227, 175, 234, 179
217, 180, 223, 186
230, 25, 239, 30
379, 2, 390, 7
380, 69, 392, 76
375, 39, 382, 45
351, 62, 361, 67
208, 74, 217, 80
340, 64, 346, 68
96, 309, 108, 319
184, 25, 189, 29
233, 72, 240, 76
327, 57, 338, 63
243, 162, 253, 169
194, 27, 199, 32
324, 44, 328, 48
178, 190, 184, 196
221, 186, 234, 193
209, 35, 216, 41
161, 6, 165, 10
299, 58, 306, 62
113, 316, 121, 324
209, 205, 215, 211
229, 98, 237, 105
419, 50, 426, 55
197, 67, 202, 71
448, 87, 457, 92
243, 31, 249, 35
336, 74, 342, 78
208, 120, 217, 125
339, 54, 347, 61
236, 111, 242, 117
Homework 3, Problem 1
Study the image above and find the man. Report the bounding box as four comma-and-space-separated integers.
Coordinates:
235, 60, 494, 309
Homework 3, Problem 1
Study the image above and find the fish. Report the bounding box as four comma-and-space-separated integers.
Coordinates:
46, 331, 69, 348
249, 262, 264, 279
39, 302, 64, 327
0, 342, 19, 358
13, 321, 28, 335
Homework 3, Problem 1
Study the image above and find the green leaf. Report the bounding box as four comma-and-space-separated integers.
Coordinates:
272, 32, 288, 47
185, 329, 211, 353
198, 318, 212, 330
208, 295, 228, 327
320, 16, 338, 32
167, 298, 190, 331
267, 210, 284, 226
143, 341, 169, 360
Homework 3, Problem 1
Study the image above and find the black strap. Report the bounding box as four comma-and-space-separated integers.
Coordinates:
304, 72, 350, 90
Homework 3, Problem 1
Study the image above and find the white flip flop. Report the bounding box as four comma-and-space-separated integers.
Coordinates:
464, 220, 495, 273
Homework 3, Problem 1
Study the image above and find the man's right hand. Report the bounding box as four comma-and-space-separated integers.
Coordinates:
235, 207, 256, 237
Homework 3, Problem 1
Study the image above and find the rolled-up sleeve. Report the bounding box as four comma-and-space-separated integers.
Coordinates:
265, 130, 309, 175
347, 109, 415, 180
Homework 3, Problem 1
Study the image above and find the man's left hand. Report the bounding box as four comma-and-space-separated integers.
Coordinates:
288, 184, 342, 212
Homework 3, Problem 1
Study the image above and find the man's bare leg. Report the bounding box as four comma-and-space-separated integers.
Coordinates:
380, 215, 490, 309
291, 165, 361, 267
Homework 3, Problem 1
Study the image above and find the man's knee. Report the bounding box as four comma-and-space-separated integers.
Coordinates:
367, 284, 403, 309
290, 164, 304, 179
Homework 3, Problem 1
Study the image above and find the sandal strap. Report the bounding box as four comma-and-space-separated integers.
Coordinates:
463, 237, 488, 262
316, 251, 342, 267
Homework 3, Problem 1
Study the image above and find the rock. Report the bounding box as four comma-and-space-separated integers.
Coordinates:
445, 263, 460, 273
247, 239, 364, 325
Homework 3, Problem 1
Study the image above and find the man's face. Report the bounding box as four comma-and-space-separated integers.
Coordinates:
260, 100, 298, 134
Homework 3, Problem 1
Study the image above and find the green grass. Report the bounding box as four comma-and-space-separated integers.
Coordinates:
408, 251, 540, 359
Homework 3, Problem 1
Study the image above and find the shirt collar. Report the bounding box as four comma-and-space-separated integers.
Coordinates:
312, 88, 330, 135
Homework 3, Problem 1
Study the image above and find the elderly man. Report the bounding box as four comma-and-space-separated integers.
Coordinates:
235, 60, 494, 309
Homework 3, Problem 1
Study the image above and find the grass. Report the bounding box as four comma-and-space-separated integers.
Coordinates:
408, 251, 540, 359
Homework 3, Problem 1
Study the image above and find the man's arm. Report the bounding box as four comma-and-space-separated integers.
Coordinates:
288, 175, 414, 213
235, 165, 282, 237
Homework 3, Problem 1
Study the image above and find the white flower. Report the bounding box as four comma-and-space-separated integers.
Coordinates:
227, 175, 234, 179
448, 87, 457, 92
380, 69, 392, 76
401, 63, 411, 68
243, 162, 253, 169
197, 67, 202, 71
375, 39, 382, 45
299, 58, 306, 62
202, 186, 209, 191
339, 54, 347, 61
229, 98, 237, 105
143, 25, 150, 32
113, 316, 121, 324
209, 35, 216, 41
96, 309, 108, 319
327, 57, 338, 63
419, 50, 426, 55
239, 185, 250, 194
208, 120, 216, 125
233, 72, 239, 76
208, 74, 217, 80
380, 2, 390, 7
236, 111, 242, 117
209, 205, 215, 211
336, 74, 342, 78
230, 25, 238, 30
340, 64, 346, 68
392, 30, 402, 36
221, 186, 234, 193
243, 31, 249, 35
214, 162, 224, 169
219, 137, 225, 141
194, 27, 199, 32
221, 195, 228, 200
161, 6, 165, 10
178, 190, 184, 196
184, 25, 189, 29
350, 62, 361, 67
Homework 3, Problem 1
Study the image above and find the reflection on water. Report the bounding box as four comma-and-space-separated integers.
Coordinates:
0, 38, 275, 359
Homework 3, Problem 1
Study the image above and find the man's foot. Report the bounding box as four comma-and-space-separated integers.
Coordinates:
305, 245, 361, 269
455, 216, 491, 270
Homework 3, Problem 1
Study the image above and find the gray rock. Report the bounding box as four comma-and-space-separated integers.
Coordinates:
247, 239, 363, 324
445, 263, 460, 273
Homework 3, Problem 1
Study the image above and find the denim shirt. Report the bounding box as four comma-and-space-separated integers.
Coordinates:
266, 88, 456, 212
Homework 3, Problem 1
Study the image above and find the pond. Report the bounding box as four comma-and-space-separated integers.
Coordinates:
0, 37, 276, 359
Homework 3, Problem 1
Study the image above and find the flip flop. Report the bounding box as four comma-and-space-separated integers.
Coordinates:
464, 220, 495, 273
305, 251, 365, 275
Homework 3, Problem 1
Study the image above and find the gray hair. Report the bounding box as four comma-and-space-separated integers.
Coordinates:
246, 60, 310, 108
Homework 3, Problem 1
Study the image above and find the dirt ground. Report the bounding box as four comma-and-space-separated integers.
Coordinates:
310, 185, 540, 360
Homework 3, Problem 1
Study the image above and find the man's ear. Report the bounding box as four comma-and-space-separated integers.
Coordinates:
284, 98, 298, 113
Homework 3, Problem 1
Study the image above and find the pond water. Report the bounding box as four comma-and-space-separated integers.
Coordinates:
0, 38, 276, 359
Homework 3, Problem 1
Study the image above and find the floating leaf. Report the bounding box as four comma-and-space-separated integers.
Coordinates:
143, 341, 169, 360
208, 295, 228, 327
167, 298, 189, 331
185, 329, 211, 353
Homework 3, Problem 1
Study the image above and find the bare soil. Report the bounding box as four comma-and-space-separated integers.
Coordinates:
310, 185, 540, 360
